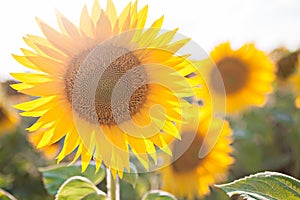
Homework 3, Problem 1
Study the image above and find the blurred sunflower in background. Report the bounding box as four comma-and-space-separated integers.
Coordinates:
202, 42, 275, 114
11, 0, 203, 177
160, 110, 234, 199
270, 48, 299, 81
289, 54, 300, 107
0, 88, 20, 136
269, 48, 299, 93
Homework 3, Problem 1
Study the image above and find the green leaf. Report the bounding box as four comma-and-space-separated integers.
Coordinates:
55, 176, 106, 200
0, 189, 17, 200
142, 190, 177, 200
39, 162, 105, 195
122, 163, 138, 187
216, 171, 300, 200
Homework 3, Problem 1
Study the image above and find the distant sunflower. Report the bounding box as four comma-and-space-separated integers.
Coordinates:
0, 91, 20, 135
269, 48, 299, 81
203, 42, 275, 114
289, 55, 300, 107
160, 112, 234, 199
11, 0, 202, 177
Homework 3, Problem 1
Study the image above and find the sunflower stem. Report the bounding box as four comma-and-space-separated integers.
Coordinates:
106, 168, 120, 200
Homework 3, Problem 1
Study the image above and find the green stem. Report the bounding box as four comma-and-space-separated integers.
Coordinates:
0, 189, 17, 200
106, 168, 120, 200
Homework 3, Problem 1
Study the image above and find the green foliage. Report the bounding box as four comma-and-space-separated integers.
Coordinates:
55, 176, 106, 200
0, 127, 52, 200
204, 188, 230, 200
216, 171, 300, 200
40, 162, 106, 195
122, 163, 138, 187
120, 173, 151, 200
142, 190, 177, 200
230, 90, 300, 179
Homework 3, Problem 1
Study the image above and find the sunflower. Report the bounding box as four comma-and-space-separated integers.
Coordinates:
11, 0, 203, 177
0, 90, 20, 135
201, 42, 275, 114
160, 110, 234, 199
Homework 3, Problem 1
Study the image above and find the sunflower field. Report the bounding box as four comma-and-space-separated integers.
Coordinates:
0, 0, 299, 200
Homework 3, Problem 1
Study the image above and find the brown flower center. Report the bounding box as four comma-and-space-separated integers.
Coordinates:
171, 132, 204, 173
210, 57, 249, 94
65, 44, 148, 125
0, 107, 6, 120
277, 52, 298, 80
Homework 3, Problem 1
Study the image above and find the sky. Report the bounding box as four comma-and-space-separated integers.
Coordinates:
0, 0, 300, 80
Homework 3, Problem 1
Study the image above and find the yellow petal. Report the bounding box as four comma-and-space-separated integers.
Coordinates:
131, 147, 149, 170
26, 55, 66, 76
25, 34, 67, 61
37, 128, 55, 148
57, 131, 79, 162
12, 54, 40, 71
69, 143, 83, 164
34, 43, 67, 62
80, 5, 95, 38
296, 96, 300, 107
48, 116, 73, 144
23, 37, 48, 58
138, 16, 164, 47
136, 5, 148, 29
127, 136, 147, 153
113, 19, 119, 35
152, 28, 178, 47
118, 2, 131, 32
95, 12, 112, 42
107, 126, 128, 151
10, 83, 33, 91
18, 80, 64, 96
95, 159, 103, 173
130, 0, 138, 29
36, 18, 75, 56
81, 146, 93, 172
163, 38, 190, 53
106, 0, 117, 25
10, 73, 51, 84
91, 0, 102, 25
161, 120, 180, 139
56, 11, 80, 37
144, 139, 157, 164
13, 96, 55, 111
